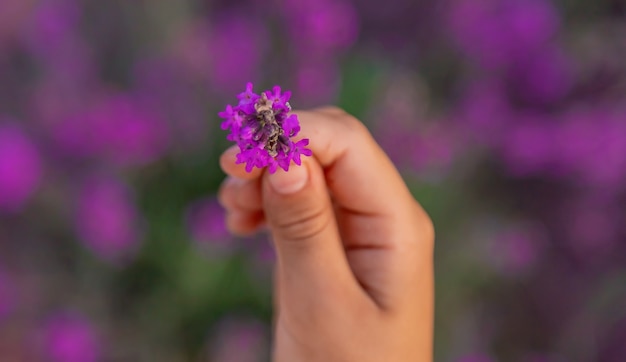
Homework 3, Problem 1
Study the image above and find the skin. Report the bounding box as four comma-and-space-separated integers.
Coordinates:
218, 108, 434, 362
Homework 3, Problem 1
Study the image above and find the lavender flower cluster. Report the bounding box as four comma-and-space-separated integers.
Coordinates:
219, 83, 312, 173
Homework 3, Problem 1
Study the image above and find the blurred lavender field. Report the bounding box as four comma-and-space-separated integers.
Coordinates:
1, 0, 625, 361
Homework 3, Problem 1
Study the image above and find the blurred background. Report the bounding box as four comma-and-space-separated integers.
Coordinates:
0, 0, 625, 361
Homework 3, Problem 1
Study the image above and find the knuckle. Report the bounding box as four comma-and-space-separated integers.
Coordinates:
316, 106, 368, 133
217, 185, 235, 210
235, 180, 262, 211
272, 204, 331, 244
397, 202, 435, 256
413, 203, 436, 249
217, 177, 242, 210
420, 213, 435, 247
284, 287, 366, 333
227, 211, 262, 237
337, 111, 370, 136
315, 105, 348, 116
226, 212, 244, 235
311, 106, 373, 143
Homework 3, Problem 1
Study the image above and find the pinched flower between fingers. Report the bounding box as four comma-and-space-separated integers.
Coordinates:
219, 83, 312, 173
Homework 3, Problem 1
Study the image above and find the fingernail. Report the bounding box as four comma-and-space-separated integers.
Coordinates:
268, 162, 308, 195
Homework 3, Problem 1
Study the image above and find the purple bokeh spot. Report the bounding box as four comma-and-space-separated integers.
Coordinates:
131, 57, 210, 150
448, 0, 561, 69
19, 0, 95, 87
208, 14, 267, 93
565, 199, 619, 258
511, 47, 573, 104
284, 0, 359, 53
410, 124, 458, 174
75, 176, 143, 263
488, 226, 543, 275
54, 94, 169, 166
556, 108, 626, 188
555, 109, 600, 173
308, 2, 359, 50
500, 117, 556, 176
42, 313, 100, 362
21, 0, 81, 57
580, 116, 626, 188
185, 197, 233, 255
0, 123, 42, 213
455, 80, 512, 145
294, 61, 341, 106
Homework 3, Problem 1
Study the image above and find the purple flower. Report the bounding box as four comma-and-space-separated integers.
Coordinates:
282, 114, 301, 137
41, 313, 100, 362
290, 139, 313, 166
74, 176, 143, 264
0, 123, 42, 213
237, 82, 261, 108
265, 86, 292, 114
219, 83, 311, 174
218, 105, 242, 131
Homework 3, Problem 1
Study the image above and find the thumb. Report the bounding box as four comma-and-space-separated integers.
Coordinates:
262, 157, 354, 293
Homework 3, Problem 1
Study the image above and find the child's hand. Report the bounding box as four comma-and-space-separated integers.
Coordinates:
219, 108, 434, 361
